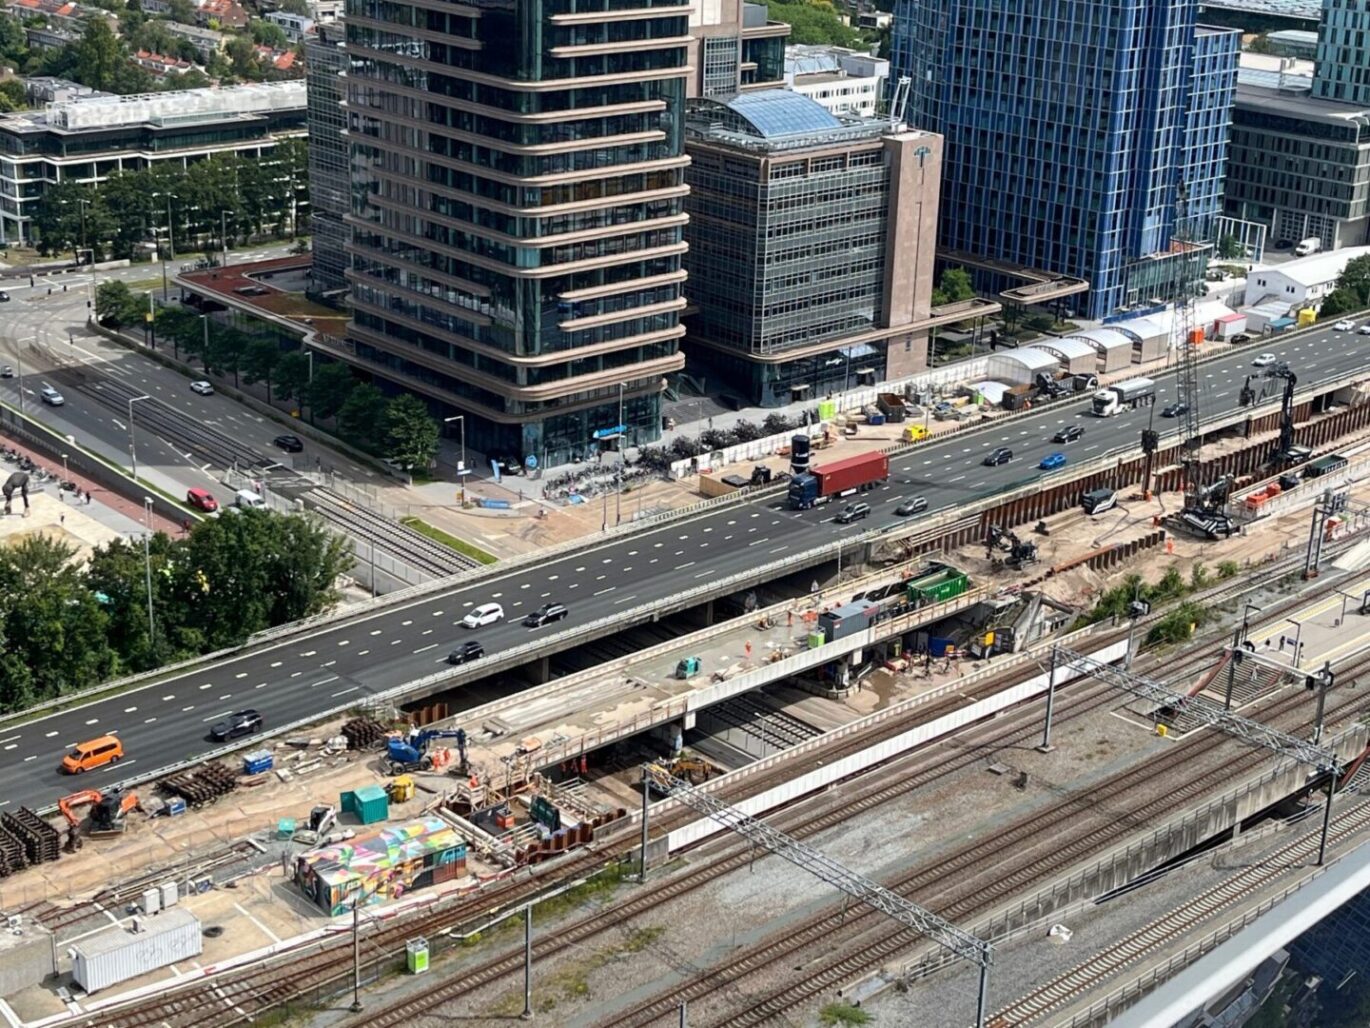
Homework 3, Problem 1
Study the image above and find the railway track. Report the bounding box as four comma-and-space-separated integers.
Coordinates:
990, 797, 1370, 1026
53, 565, 1358, 1027
301, 488, 478, 575
662, 681, 1370, 1028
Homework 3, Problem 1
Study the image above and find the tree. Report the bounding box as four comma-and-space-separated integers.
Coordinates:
84, 534, 183, 671
1332, 254, 1370, 307
167, 0, 196, 22
383, 394, 439, 471
276, 350, 310, 403
1319, 287, 1362, 321
931, 266, 975, 306
1216, 235, 1244, 260
306, 362, 355, 420
279, 0, 309, 13
0, 537, 117, 707
207, 326, 247, 386
95, 280, 142, 327
0, 14, 26, 65
0, 79, 26, 113
337, 383, 388, 446
240, 337, 281, 401
766, 0, 861, 47
249, 18, 287, 48
29, 179, 90, 255
70, 19, 127, 92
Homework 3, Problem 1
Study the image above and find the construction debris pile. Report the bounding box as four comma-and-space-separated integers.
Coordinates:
0, 809, 61, 874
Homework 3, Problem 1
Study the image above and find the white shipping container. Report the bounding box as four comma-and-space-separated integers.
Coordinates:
71, 908, 202, 993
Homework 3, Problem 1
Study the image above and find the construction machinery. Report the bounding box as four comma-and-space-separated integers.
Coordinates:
386, 727, 468, 775
985, 524, 1039, 570
1168, 182, 1234, 540
58, 788, 140, 835
1242, 361, 1307, 468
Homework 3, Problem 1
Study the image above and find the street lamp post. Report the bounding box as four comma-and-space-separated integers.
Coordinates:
616, 383, 625, 527
127, 394, 151, 480
220, 210, 230, 269
165, 196, 175, 260
76, 197, 88, 254
7, 336, 23, 413
142, 497, 156, 648
61, 452, 68, 487
444, 415, 466, 504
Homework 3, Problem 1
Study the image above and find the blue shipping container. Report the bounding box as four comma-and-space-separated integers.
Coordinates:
243, 750, 273, 775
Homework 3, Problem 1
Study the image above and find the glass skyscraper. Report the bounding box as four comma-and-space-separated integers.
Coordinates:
893, 0, 1239, 319
338, 0, 695, 467
1313, 0, 1370, 107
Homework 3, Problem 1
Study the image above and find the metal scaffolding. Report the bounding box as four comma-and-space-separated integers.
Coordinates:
1054, 647, 1345, 864
644, 764, 994, 1026
1055, 647, 1337, 770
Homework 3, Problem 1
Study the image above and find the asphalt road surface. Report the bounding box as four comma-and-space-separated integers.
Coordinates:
1, 321, 1366, 811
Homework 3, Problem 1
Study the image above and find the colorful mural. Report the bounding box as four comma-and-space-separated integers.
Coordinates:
295, 816, 467, 915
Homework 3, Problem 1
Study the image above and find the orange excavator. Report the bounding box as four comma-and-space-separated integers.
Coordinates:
58, 788, 140, 833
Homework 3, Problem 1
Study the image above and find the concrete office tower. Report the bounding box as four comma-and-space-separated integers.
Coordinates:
1313, 0, 1370, 106
690, 0, 790, 97
303, 21, 348, 296
683, 92, 941, 406
338, 0, 703, 467
893, 0, 1239, 319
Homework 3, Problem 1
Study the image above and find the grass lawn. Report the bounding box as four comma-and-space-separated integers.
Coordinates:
401, 516, 498, 564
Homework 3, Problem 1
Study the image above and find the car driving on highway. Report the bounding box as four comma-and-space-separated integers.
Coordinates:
523, 602, 569, 627
1359, 323, 1370, 336
210, 709, 263, 742
40, 384, 64, 406
447, 640, 485, 664
186, 487, 218, 512
1334, 319, 1356, 332
1161, 402, 1187, 418
190, 380, 215, 396
1252, 353, 1277, 368
1038, 452, 1067, 471
834, 502, 871, 524
273, 434, 304, 453
462, 602, 504, 628
983, 447, 1013, 466
895, 496, 928, 517
1053, 425, 1084, 444
0, 365, 12, 378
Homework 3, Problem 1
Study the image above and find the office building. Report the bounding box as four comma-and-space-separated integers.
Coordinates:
893, 0, 1240, 319
691, 2, 789, 98
0, 82, 306, 246
682, 91, 941, 406
1225, 50, 1370, 249
303, 21, 348, 295
1266, 27, 1320, 59
1312, 0, 1370, 106
783, 45, 888, 118
340, 0, 711, 466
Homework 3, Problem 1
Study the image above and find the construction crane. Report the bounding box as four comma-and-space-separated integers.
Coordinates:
385, 726, 468, 775
1170, 182, 1234, 539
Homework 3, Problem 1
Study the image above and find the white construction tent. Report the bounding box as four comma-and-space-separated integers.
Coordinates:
985, 347, 1058, 387
1028, 337, 1097, 375
1109, 315, 1169, 363
1062, 328, 1133, 373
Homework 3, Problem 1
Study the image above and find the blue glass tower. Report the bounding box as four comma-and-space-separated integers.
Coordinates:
893, 1, 1238, 319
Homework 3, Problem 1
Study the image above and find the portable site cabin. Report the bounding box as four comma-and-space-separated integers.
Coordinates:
1028, 337, 1096, 375
1062, 328, 1133, 373
295, 817, 467, 915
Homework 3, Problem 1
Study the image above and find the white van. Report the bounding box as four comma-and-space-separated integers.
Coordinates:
234, 488, 266, 510
1294, 237, 1322, 257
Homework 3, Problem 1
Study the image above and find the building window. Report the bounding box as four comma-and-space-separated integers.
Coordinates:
703, 36, 740, 97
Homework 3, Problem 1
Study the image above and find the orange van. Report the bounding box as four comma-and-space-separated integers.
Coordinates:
61, 735, 124, 774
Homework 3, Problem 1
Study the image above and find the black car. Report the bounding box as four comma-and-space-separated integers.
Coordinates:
835, 502, 871, 524
273, 434, 304, 453
1273, 239, 1293, 250
0, 365, 11, 378
210, 709, 263, 741
447, 640, 485, 665
1053, 424, 1084, 444
983, 447, 1013, 467
0, 291, 9, 302
524, 602, 569, 627
895, 496, 928, 517
1161, 402, 1187, 418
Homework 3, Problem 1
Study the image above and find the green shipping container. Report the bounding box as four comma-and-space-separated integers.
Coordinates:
341, 784, 390, 825
907, 569, 969, 606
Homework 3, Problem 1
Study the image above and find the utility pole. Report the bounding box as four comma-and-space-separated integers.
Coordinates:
128, 394, 150, 480
142, 497, 155, 648
521, 905, 533, 1020
639, 765, 651, 882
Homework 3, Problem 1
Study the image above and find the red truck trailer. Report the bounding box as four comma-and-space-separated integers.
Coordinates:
786, 451, 889, 509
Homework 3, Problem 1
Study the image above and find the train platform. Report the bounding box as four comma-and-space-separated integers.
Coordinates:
1244, 572, 1370, 671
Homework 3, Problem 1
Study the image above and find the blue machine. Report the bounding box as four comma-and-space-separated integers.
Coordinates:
386, 727, 468, 774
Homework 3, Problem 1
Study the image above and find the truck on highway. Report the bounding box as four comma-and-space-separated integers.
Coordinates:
786, 451, 889, 510
1091, 377, 1156, 417
1295, 236, 1322, 257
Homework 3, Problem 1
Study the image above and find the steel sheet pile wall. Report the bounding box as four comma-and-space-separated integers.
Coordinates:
72, 907, 202, 993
